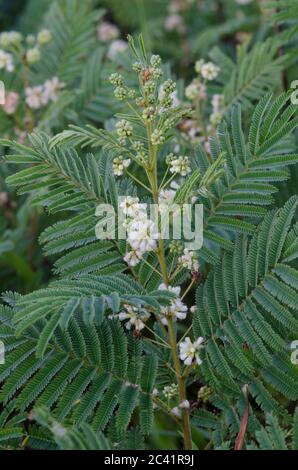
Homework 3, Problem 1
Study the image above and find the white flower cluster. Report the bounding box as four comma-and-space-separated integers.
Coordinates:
37, 29, 52, 45
107, 40, 128, 60
117, 304, 150, 332
178, 249, 199, 272
25, 77, 65, 109
0, 50, 14, 72
121, 197, 158, 267
158, 187, 176, 207
0, 31, 22, 47
1, 91, 19, 115
179, 337, 204, 366
112, 156, 131, 176
158, 283, 188, 325
97, 22, 119, 43
185, 79, 206, 101
195, 59, 220, 81
167, 154, 191, 176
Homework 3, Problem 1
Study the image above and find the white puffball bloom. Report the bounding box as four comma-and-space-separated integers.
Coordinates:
127, 219, 157, 252
43, 77, 65, 102
169, 155, 191, 176
118, 304, 149, 331
179, 337, 204, 366
37, 29, 52, 45
26, 47, 41, 64
158, 283, 188, 324
97, 22, 119, 43
123, 250, 142, 267
0, 49, 14, 72
120, 196, 145, 217
164, 14, 186, 34
25, 86, 48, 109
200, 62, 220, 81
179, 248, 199, 271
0, 31, 22, 47
235, 0, 253, 4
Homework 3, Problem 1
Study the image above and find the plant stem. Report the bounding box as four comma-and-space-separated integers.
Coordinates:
168, 318, 192, 449
145, 121, 192, 450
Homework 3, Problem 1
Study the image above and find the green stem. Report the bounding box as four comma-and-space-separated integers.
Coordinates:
168, 318, 192, 450
145, 121, 192, 450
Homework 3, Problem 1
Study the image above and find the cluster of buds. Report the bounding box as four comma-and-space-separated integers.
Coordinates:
0, 29, 52, 70
109, 51, 189, 157
163, 383, 178, 400
112, 156, 131, 176
197, 385, 213, 403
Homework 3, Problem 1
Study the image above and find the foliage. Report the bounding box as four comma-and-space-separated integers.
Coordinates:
0, 0, 297, 451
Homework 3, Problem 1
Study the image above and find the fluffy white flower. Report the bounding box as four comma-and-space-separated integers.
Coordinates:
43, 76, 65, 102
210, 111, 222, 127
158, 283, 188, 324
107, 39, 128, 60
194, 59, 205, 74
235, 0, 253, 4
178, 249, 199, 272
25, 86, 47, 109
200, 62, 220, 81
26, 47, 41, 64
1, 91, 19, 115
185, 79, 206, 101
158, 188, 176, 210
113, 156, 131, 176
37, 29, 52, 45
120, 196, 144, 217
123, 250, 142, 267
118, 304, 149, 331
97, 22, 119, 42
0, 49, 14, 72
179, 337, 204, 366
169, 155, 191, 176
0, 31, 22, 47
127, 219, 158, 253
164, 14, 186, 34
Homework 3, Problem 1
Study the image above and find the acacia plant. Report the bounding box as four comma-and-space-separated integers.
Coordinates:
0, 2, 298, 451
